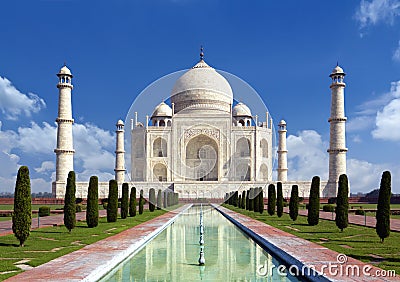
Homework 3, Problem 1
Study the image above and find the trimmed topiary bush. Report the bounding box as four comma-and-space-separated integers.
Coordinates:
149, 188, 156, 212
335, 174, 349, 232
277, 182, 283, 217
307, 176, 320, 226
129, 187, 137, 217
323, 204, 335, 212
157, 190, 162, 210
107, 180, 118, 222
289, 185, 299, 221
139, 189, 144, 214
86, 176, 99, 228
267, 184, 276, 216
355, 208, 365, 215
376, 171, 391, 243
12, 166, 32, 247
75, 204, 82, 212
259, 187, 264, 214
63, 171, 76, 232
121, 183, 129, 219
38, 206, 50, 217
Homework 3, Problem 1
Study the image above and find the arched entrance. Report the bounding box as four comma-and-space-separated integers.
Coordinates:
153, 163, 167, 181
185, 134, 218, 181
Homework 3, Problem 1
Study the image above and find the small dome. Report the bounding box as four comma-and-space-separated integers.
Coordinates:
151, 102, 172, 118
331, 65, 344, 75
279, 119, 286, 126
233, 102, 252, 117
59, 65, 72, 76
116, 119, 124, 126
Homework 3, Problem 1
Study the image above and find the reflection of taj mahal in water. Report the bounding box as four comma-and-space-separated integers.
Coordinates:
52, 51, 348, 199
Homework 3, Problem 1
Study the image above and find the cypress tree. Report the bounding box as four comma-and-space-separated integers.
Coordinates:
259, 187, 264, 214
235, 191, 239, 207
139, 189, 144, 214
249, 188, 254, 211
335, 174, 349, 231
277, 182, 284, 217
157, 189, 162, 210
254, 188, 260, 213
245, 190, 248, 209
129, 187, 137, 217
12, 166, 32, 247
238, 195, 241, 208
241, 191, 246, 209
63, 171, 76, 232
149, 188, 156, 212
307, 176, 320, 226
86, 176, 99, 228
107, 180, 118, 222
376, 171, 391, 243
267, 184, 276, 216
289, 185, 299, 221
121, 183, 129, 219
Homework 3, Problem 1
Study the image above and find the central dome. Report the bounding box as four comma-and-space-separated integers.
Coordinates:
171, 59, 233, 114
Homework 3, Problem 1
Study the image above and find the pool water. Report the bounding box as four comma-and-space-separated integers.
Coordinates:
100, 206, 300, 281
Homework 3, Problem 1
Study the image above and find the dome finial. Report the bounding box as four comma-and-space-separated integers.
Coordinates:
200, 45, 204, 61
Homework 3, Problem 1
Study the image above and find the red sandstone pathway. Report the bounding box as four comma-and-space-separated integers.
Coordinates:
0, 210, 107, 236
283, 207, 400, 232
5, 205, 189, 282
216, 205, 398, 281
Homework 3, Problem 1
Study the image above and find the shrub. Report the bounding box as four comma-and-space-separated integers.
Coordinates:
63, 171, 76, 232
75, 204, 82, 212
107, 180, 118, 222
355, 209, 365, 215
259, 188, 264, 214
38, 206, 50, 217
139, 189, 144, 214
157, 190, 162, 210
129, 187, 137, 217
254, 188, 259, 213
149, 188, 156, 212
12, 166, 32, 247
267, 184, 276, 216
86, 176, 99, 228
323, 204, 335, 212
376, 171, 391, 243
102, 202, 108, 209
277, 182, 283, 217
289, 185, 299, 221
328, 197, 337, 204
307, 176, 320, 226
335, 174, 349, 232
121, 183, 129, 219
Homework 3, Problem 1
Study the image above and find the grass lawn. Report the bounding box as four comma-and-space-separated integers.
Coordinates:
0, 207, 175, 281
224, 205, 400, 275
0, 204, 65, 210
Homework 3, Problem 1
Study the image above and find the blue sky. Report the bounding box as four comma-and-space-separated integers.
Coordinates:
0, 0, 400, 193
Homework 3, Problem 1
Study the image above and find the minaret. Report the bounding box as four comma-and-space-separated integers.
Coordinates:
114, 119, 126, 183
327, 64, 348, 196
277, 120, 288, 182
54, 65, 75, 184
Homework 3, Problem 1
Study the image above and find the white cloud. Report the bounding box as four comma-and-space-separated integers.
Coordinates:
346, 115, 375, 132
0, 76, 45, 120
372, 98, 400, 140
355, 0, 400, 28
286, 130, 400, 193
287, 130, 329, 181
0, 121, 116, 193
393, 40, 400, 61
35, 161, 55, 173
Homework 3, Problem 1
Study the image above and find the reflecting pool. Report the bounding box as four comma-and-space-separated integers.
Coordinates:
100, 206, 301, 281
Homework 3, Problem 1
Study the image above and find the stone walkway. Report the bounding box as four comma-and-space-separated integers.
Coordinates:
5, 205, 190, 282
283, 207, 400, 232
216, 205, 398, 282
0, 210, 107, 237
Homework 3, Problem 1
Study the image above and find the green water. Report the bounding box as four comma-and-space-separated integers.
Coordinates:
100, 206, 300, 281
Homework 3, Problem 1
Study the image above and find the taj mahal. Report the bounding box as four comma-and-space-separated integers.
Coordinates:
52, 51, 348, 200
